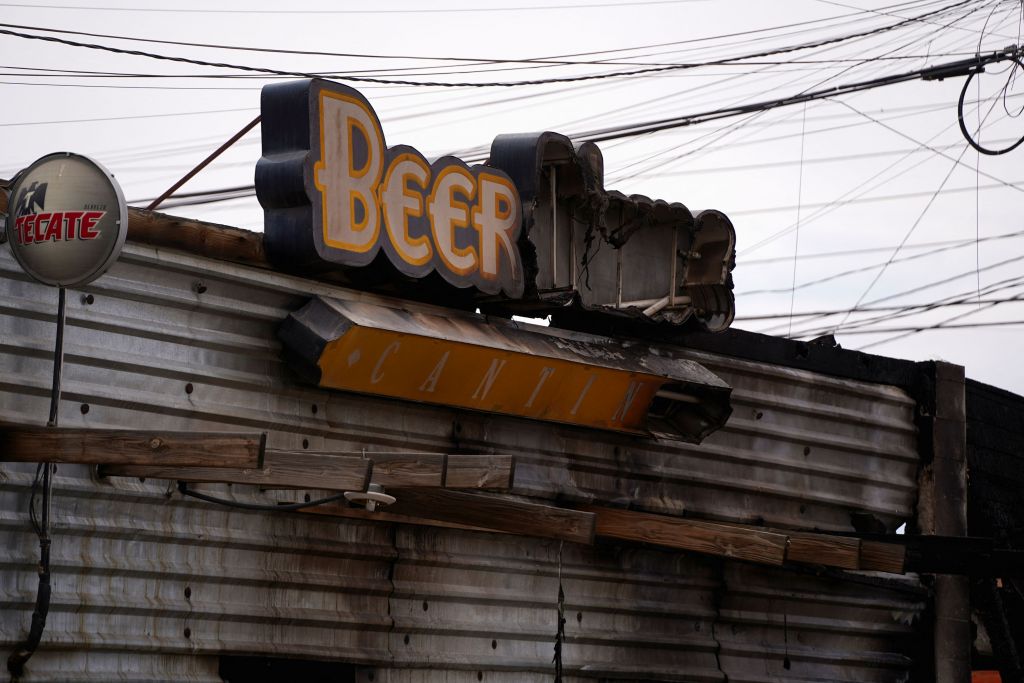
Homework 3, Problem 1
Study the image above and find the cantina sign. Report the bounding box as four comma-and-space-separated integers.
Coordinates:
257, 79, 524, 298
280, 296, 733, 441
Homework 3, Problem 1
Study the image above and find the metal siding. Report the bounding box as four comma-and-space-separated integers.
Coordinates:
359, 526, 924, 683
0, 244, 922, 680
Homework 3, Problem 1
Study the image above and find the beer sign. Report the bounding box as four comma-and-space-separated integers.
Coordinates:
6, 153, 127, 287
257, 79, 525, 298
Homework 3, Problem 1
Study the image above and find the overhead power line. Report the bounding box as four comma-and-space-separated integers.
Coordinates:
743, 228, 1024, 266
0, 0, 991, 88
577, 45, 1024, 142
837, 318, 1024, 334
0, 0, 705, 14
737, 294, 1024, 322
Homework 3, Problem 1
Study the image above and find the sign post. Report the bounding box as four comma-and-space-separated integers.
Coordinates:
4, 152, 127, 677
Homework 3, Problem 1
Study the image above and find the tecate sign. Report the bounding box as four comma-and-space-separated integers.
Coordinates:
6, 152, 128, 287
256, 79, 525, 298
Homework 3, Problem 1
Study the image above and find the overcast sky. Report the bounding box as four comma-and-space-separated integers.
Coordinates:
3, 0, 1024, 394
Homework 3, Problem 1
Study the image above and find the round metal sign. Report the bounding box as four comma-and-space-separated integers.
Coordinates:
6, 152, 127, 287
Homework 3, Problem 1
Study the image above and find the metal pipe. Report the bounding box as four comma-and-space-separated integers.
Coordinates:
643, 296, 672, 317
669, 228, 679, 307
619, 296, 693, 309
550, 168, 557, 287
46, 287, 66, 428
615, 248, 623, 308
7, 287, 65, 680
569, 217, 576, 288
147, 115, 261, 212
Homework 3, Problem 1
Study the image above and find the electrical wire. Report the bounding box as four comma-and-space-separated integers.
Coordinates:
0, 0, 992, 89
742, 229, 1024, 297
833, 85, 1009, 329
0, 0, 961, 68
776, 263, 1024, 338
737, 293, 1024, 322
743, 228, 1024, 266
0, 0, 706, 14
177, 482, 350, 512
839, 318, 1024, 334
958, 55, 1024, 154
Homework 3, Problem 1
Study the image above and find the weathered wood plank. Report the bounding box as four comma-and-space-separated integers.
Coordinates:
305, 503, 504, 534
369, 453, 444, 488
366, 453, 514, 489
445, 454, 515, 489
387, 489, 595, 544
860, 540, 907, 573
100, 450, 371, 492
586, 506, 788, 565
786, 532, 861, 570
0, 427, 264, 468
127, 207, 268, 268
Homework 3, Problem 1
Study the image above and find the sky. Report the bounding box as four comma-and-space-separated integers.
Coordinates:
2, 0, 1024, 394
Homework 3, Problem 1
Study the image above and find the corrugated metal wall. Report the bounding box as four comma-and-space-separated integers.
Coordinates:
1, 244, 924, 680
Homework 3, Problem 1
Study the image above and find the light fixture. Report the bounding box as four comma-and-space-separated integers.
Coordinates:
344, 483, 396, 512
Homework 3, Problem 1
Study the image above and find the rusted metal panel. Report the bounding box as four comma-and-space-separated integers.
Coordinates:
1, 465, 924, 681
0, 241, 915, 531
1, 462, 396, 680
0, 242, 922, 678
0, 652, 222, 682
479, 350, 917, 532
351, 526, 924, 683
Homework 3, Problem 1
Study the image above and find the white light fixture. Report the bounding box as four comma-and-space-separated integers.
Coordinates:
344, 483, 396, 512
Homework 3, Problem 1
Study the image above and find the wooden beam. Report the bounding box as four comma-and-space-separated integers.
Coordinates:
386, 489, 595, 544
305, 503, 505, 535
860, 540, 907, 574
0, 427, 264, 468
99, 450, 370, 492
445, 454, 515, 490
782, 532, 864, 569
369, 453, 444, 488
101, 451, 515, 493
127, 207, 268, 269
785, 531, 861, 570
586, 506, 788, 566
363, 453, 515, 490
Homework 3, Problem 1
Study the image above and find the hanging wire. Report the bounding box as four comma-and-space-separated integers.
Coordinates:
553, 540, 565, 683
958, 55, 1024, 154
176, 482, 350, 512
788, 102, 809, 338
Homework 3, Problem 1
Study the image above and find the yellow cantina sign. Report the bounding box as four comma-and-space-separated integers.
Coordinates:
257, 79, 525, 298
280, 296, 734, 440
319, 326, 667, 433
